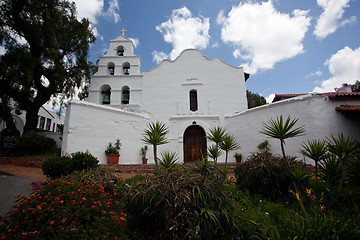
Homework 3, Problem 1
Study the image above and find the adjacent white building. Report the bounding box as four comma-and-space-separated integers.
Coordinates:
62, 33, 360, 165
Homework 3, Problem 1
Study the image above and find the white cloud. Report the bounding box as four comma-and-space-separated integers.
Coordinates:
152, 51, 169, 64
72, 0, 120, 23
305, 70, 323, 78
129, 38, 140, 48
313, 46, 360, 92
218, 1, 311, 74
104, 0, 120, 23
314, 0, 356, 40
155, 7, 210, 61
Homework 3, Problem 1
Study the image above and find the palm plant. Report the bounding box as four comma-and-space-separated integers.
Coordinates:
142, 121, 169, 169
159, 150, 178, 169
260, 115, 305, 167
219, 134, 240, 165
207, 144, 223, 162
206, 126, 227, 162
327, 133, 360, 206
301, 139, 328, 179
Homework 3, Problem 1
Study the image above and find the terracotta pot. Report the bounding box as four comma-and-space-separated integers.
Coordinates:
106, 154, 119, 165
142, 158, 148, 164
235, 157, 242, 163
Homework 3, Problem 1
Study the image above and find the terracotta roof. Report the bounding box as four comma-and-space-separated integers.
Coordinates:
272, 92, 360, 103
335, 105, 360, 111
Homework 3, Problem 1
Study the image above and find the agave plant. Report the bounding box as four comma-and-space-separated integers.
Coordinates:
301, 139, 328, 179
206, 126, 227, 162
142, 121, 169, 169
219, 134, 240, 165
159, 150, 178, 169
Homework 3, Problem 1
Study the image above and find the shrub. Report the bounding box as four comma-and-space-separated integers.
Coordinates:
125, 163, 236, 239
0, 179, 128, 239
42, 151, 98, 179
16, 131, 56, 155
234, 153, 296, 199
71, 151, 99, 172
42, 156, 72, 179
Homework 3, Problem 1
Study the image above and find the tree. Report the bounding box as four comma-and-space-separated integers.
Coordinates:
351, 80, 360, 92
247, 90, 267, 109
0, 0, 95, 133
206, 126, 227, 162
219, 134, 240, 165
142, 121, 169, 169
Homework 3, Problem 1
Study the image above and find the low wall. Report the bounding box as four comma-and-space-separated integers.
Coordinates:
0, 156, 49, 168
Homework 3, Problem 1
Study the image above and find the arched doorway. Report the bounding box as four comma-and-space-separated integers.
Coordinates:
183, 125, 207, 162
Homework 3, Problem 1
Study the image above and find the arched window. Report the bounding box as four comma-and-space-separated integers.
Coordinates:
101, 85, 111, 104
190, 90, 198, 111
108, 62, 115, 75
123, 62, 130, 75
121, 86, 130, 104
117, 46, 124, 56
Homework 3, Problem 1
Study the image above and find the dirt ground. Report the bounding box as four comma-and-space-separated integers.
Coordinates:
0, 164, 139, 182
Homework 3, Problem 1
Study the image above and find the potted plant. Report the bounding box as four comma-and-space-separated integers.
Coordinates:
140, 146, 148, 164
234, 152, 242, 163
105, 139, 121, 165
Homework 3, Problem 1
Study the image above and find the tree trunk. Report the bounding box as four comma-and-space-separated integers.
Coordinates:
23, 105, 41, 134
0, 101, 17, 131
225, 151, 228, 165
153, 144, 158, 170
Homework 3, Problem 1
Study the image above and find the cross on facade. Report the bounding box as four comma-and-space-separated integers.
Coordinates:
120, 28, 127, 36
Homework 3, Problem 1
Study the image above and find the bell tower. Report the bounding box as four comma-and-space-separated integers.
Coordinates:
87, 29, 143, 110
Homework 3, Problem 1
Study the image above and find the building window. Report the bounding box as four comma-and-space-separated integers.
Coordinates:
121, 86, 130, 104
46, 118, 51, 131
101, 85, 111, 104
117, 46, 124, 56
123, 62, 130, 75
56, 124, 63, 133
108, 62, 115, 75
39, 116, 45, 129
190, 90, 198, 111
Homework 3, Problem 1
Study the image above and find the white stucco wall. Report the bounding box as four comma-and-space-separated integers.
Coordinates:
225, 93, 360, 165
62, 100, 152, 164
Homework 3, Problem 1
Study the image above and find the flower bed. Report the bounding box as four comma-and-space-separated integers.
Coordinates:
0, 178, 128, 239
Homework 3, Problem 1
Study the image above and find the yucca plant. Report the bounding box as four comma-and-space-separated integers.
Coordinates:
327, 133, 360, 207
319, 154, 342, 189
219, 134, 240, 165
207, 144, 223, 162
206, 126, 227, 162
260, 115, 305, 167
159, 150, 178, 169
260, 115, 305, 210
142, 121, 169, 169
301, 139, 328, 179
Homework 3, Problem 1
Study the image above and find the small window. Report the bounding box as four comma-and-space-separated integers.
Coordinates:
46, 118, 51, 131
122, 86, 130, 104
39, 116, 45, 129
117, 46, 124, 56
190, 90, 198, 111
123, 62, 130, 75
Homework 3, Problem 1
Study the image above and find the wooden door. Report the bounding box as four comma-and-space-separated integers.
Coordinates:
183, 125, 207, 162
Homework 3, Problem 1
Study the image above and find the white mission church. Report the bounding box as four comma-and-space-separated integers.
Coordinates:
62, 32, 360, 165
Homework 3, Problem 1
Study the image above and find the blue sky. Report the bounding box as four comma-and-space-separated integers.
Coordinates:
74, 0, 360, 102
